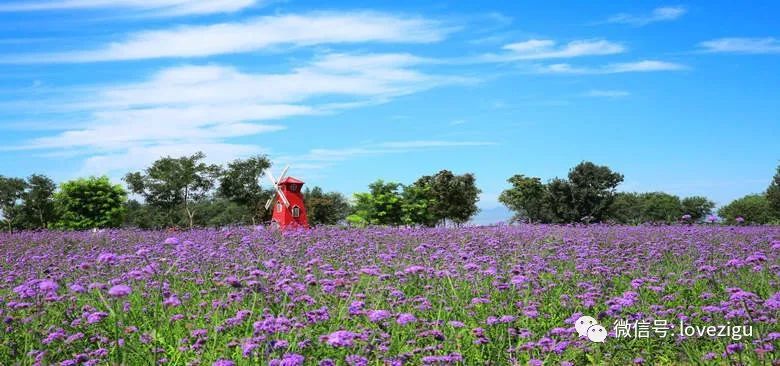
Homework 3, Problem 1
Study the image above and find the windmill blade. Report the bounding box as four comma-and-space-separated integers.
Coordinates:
276, 186, 290, 207
265, 170, 277, 186
264, 196, 274, 210
277, 165, 290, 182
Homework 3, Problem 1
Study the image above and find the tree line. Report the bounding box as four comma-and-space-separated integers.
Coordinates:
0, 152, 481, 231
1, 154, 778, 231
499, 161, 780, 225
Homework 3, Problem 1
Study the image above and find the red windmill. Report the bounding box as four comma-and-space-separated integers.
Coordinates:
264, 165, 309, 230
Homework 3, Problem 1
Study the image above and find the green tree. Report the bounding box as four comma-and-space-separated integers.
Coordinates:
681, 196, 716, 222
766, 164, 780, 217
400, 184, 438, 226
19, 174, 58, 229
606, 192, 643, 224
499, 174, 549, 223
192, 198, 253, 227
639, 192, 682, 223
124, 152, 222, 229
352, 180, 404, 226
0, 176, 27, 232
502, 162, 623, 224
414, 170, 481, 226
567, 161, 624, 222
718, 194, 774, 225
55, 176, 127, 230
303, 186, 351, 226
545, 178, 577, 223
217, 155, 273, 224
123, 200, 169, 229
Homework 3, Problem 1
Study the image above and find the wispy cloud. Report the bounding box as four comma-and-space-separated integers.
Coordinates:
9, 52, 468, 175
536, 60, 687, 74
584, 89, 630, 98
79, 143, 265, 177
606, 6, 686, 26
698, 37, 780, 54
276, 140, 497, 173
481, 39, 624, 62
1, 12, 451, 63
0, 0, 260, 16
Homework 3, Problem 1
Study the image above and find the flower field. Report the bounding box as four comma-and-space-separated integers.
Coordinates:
1, 225, 778, 365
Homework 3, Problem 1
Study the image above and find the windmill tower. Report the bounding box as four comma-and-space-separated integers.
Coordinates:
264, 165, 309, 230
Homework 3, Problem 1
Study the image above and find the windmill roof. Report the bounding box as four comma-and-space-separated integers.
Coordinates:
279, 176, 305, 184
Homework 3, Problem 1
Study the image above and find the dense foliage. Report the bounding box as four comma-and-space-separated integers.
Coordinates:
124, 152, 223, 229
349, 171, 482, 227
500, 162, 624, 223
767, 165, 780, 218
54, 176, 127, 230
218, 156, 274, 225
1, 226, 777, 365
718, 194, 775, 225
501, 162, 725, 224
2, 158, 779, 230
303, 187, 351, 226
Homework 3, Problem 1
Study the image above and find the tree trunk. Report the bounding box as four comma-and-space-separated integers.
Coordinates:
185, 206, 194, 229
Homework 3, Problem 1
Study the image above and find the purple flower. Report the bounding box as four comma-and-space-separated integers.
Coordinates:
324, 330, 357, 347
86, 312, 108, 324
396, 313, 417, 325
764, 292, 780, 310
242, 341, 258, 358
276, 353, 304, 366
511, 275, 529, 286
213, 360, 235, 366
69, 284, 86, 293
422, 353, 463, 365
164, 295, 181, 307
38, 280, 59, 292
448, 320, 465, 328
725, 343, 744, 354
96, 252, 117, 264
348, 300, 364, 315
108, 285, 132, 297
346, 355, 368, 366
367, 309, 390, 322
164, 237, 180, 245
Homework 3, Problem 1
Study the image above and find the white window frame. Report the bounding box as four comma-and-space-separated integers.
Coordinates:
292, 205, 300, 218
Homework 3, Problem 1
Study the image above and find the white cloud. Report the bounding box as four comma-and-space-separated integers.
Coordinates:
584, 89, 630, 98
276, 140, 497, 171
79, 143, 264, 177
14, 52, 467, 176
607, 6, 686, 26
698, 37, 780, 54
1, 12, 450, 63
536, 60, 686, 74
483, 39, 624, 62
0, 0, 258, 16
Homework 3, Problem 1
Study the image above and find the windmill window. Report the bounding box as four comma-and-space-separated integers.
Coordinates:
292, 206, 300, 218
276, 202, 282, 212
289, 184, 298, 192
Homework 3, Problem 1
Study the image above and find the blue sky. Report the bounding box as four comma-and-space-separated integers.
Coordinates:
0, 0, 778, 221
